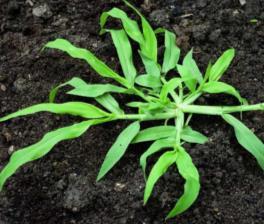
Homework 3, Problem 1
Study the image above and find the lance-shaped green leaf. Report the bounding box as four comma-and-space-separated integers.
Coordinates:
132, 126, 175, 143
177, 64, 196, 92
202, 81, 245, 103
0, 102, 109, 122
183, 49, 203, 84
162, 30, 180, 74
100, 7, 144, 45
97, 121, 140, 181
0, 120, 100, 190
181, 126, 208, 144
140, 138, 174, 178
167, 147, 200, 218
160, 78, 181, 102
139, 52, 160, 78
124, 0, 158, 62
108, 29, 137, 85
135, 74, 162, 89
96, 94, 124, 115
44, 39, 128, 87
222, 114, 264, 170
209, 49, 235, 81
144, 151, 177, 204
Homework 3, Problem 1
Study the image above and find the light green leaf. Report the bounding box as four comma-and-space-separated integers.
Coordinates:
96, 94, 124, 115
183, 49, 203, 84
177, 64, 196, 92
160, 78, 181, 102
0, 102, 109, 122
162, 30, 180, 74
132, 126, 175, 143
181, 126, 208, 144
140, 138, 174, 179
109, 29, 137, 85
123, 0, 158, 62
140, 52, 160, 78
97, 121, 140, 181
100, 7, 144, 45
0, 120, 100, 190
209, 49, 235, 81
222, 114, 264, 170
144, 151, 177, 204
202, 81, 245, 103
167, 146, 200, 218
44, 39, 128, 87
135, 75, 162, 88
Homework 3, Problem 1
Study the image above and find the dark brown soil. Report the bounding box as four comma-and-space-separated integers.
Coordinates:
0, 0, 264, 223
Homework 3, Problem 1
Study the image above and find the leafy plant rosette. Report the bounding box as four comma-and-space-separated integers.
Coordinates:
0, 0, 263, 219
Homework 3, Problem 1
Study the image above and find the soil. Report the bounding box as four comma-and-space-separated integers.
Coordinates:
0, 0, 264, 223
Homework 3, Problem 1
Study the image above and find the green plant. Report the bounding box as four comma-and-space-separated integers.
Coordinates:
0, 0, 263, 219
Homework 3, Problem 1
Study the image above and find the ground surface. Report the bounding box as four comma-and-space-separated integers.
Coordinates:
0, 0, 264, 223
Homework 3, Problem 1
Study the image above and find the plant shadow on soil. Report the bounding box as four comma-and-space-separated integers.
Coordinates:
0, 0, 264, 223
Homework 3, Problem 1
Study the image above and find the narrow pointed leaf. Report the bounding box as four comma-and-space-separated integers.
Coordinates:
202, 81, 245, 103
167, 147, 200, 218
140, 52, 160, 77
162, 30, 180, 74
222, 114, 264, 170
96, 94, 124, 115
177, 64, 196, 92
0, 102, 109, 122
160, 78, 181, 102
97, 121, 140, 181
109, 29, 137, 85
124, 0, 158, 62
181, 126, 208, 144
100, 8, 144, 44
0, 120, 99, 190
183, 49, 203, 84
45, 39, 128, 87
140, 138, 174, 178
144, 151, 177, 204
132, 126, 175, 143
209, 49, 235, 81
135, 75, 162, 88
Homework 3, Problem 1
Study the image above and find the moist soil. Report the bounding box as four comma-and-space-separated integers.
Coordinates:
0, 0, 264, 223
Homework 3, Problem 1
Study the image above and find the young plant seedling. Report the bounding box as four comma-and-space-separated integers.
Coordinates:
0, 0, 263, 219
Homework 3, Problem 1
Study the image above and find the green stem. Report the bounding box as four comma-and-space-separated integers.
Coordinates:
180, 103, 264, 115
175, 111, 184, 146
116, 111, 177, 121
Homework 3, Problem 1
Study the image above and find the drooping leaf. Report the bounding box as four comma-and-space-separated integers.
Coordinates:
0, 119, 102, 190
181, 126, 208, 144
96, 94, 124, 115
44, 39, 128, 87
135, 74, 162, 88
140, 138, 174, 178
162, 30, 181, 74
183, 49, 203, 84
167, 146, 200, 218
160, 78, 181, 102
100, 7, 144, 45
222, 114, 264, 170
124, 0, 158, 62
97, 121, 140, 181
132, 126, 175, 143
209, 49, 235, 81
144, 151, 177, 204
0, 102, 109, 122
108, 29, 137, 85
202, 81, 245, 103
